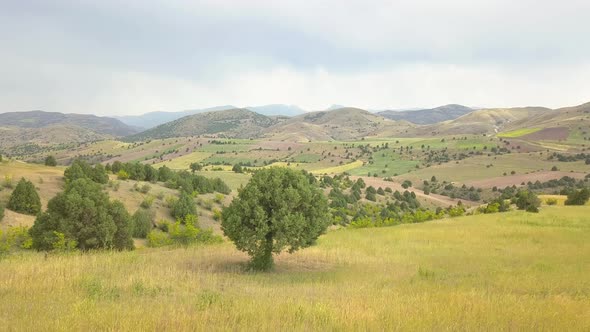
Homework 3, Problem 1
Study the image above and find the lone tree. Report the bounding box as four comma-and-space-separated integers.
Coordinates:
29, 178, 134, 251
44, 155, 57, 166
565, 188, 590, 206
7, 178, 41, 215
222, 167, 329, 271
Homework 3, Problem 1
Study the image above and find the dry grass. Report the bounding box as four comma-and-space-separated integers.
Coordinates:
1, 206, 589, 330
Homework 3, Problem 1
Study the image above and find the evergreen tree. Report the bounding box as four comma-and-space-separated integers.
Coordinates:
44, 155, 57, 166
222, 168, 329, 271
7, 178, 41, 215
29, 178, 133, 251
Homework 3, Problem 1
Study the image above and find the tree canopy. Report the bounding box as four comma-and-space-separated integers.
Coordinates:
30, 178, 133, 251
222, 167, 329, 271
44, 155, 57, 167
7, 178, 41, 215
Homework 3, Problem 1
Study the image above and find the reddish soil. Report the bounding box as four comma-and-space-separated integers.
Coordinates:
464, 171, 587, 189
523, 127, 569, 141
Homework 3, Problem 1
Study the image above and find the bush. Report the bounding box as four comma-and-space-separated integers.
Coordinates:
515, 190, 541, 213
172, 192, 196, 220
2, 174, 13, 189
30, 178, 134, 251
165, 195, 178, 208
212, 209, 222, 221
7, 178, 41, 215
545, 198, 558, 206
140, 195, 155, 209
132, 209, 154, 238
117, 170, 130, 180
213, 193, 224, 204
44, 155, 57, 166
146, 230, 172, 248
0, 204, 4, 222
564, 188, 590, 206
0, 227, 33, 257
140, 184, 151, 194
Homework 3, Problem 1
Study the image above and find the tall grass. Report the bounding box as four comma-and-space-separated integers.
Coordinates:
1, 206, 589, 330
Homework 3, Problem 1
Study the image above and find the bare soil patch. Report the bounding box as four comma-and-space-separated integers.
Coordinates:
522, 127, 569, 141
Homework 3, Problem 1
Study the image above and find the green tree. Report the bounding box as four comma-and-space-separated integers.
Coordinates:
29, 178, 133, 251
221, 167, 329, 271
232, 164, 243, 173
7, 178, 41, 215
515, 190, 541, 213
172, 192, 196, 220
44, 155, 57, 166
64, 159, 108, 184
565, 188, 590, 206
132, 208, 154, 238
189, 162, 202, 173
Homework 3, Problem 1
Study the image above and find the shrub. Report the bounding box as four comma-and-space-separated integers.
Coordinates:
7, 178, 41, 215
44, 155, 57, 167
132, 209, 154, 238
545, 198, 558, 206
30, 178, 134, 251
0, 227, 33, 257
0, 204, 4, 221
212, 209, 222, 221
564, 188, 590, 206
3, 174, 13, 189
165, 195, 178, 208
146, 230, 172, 248
171, 192, 196, 220
515, 190, 541, 213
117, 170, 130, 180
213, 193, 224, 204
140, 184, 151, 194
140, 195, 155, 209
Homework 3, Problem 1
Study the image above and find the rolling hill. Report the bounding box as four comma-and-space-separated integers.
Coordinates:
126, 108, 280, 141
263, 107, 415, 141
0, 111, 139, 155
114, 105, 236, 129
377, 104, 474, 125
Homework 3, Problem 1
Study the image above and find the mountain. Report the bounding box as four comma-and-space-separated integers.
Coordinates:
246, 104, 305, 117
377, 104, 473, 125
0, 110, 137, 136
0, 111, 139, 155
263, 107, 415, 141
114, 105, 236, 129
126, 108, 280, 141
410, 107, 553, 135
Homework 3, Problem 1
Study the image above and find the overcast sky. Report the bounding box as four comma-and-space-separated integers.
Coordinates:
1, 0, 590, 115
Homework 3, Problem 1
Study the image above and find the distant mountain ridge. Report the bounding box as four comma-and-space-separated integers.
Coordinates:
377, 104, 474, 125
0, 110, 137, 136
125, 108, 281, 141
116, 104, 306, 129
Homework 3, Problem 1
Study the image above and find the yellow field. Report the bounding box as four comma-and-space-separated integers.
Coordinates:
311, 160, 364, 175
497, 127, 541, 138
1, 206, 589, 330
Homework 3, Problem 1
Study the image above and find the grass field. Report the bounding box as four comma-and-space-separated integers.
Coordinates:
498, 128, 541, 138
1, 206, 589, 330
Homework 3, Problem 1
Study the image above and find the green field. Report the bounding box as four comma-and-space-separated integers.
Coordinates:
497, 128, 541, 138
1, 206, 589, 330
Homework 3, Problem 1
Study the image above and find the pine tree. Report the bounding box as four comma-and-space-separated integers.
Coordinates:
7, 178, 41, 215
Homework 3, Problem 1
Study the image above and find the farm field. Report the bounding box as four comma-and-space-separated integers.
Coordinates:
1, 206, 589, 330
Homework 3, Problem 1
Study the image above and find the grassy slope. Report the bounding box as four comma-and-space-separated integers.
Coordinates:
1, 206, 589, 330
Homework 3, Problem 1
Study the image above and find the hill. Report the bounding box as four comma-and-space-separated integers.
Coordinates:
263, 107, 414, 141
412, 106, 553, 135
126, 108, 279, 141
377, 104, 473, 124
245, 104, 305, 117
0, 111, 137, 136
0, 111, 139, 155
114, 105, 236, 129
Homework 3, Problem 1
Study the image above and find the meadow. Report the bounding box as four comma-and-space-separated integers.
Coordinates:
1, 206, 589, 331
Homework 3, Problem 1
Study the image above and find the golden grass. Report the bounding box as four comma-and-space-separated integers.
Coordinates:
497, 127, 541, 138
1, 206, 589, 330
311, 160, 364, 175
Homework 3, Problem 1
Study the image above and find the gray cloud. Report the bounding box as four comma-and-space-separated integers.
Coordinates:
1, 0, 590, 115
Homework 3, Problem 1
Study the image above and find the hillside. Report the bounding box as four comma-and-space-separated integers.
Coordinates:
263, 107, 413, 141
378, 104, 473, 124
412, 107, 553, 135
126, 108, 279, 141
246, 104, 305, 117
0, 111, 139, 155
0, 111, 137, 136
114, 105, 236, 129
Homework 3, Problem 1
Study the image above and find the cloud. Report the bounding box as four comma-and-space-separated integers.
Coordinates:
1, 0, 589, 115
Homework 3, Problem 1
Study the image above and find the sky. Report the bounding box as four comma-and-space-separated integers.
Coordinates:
1, 0, 590, 116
